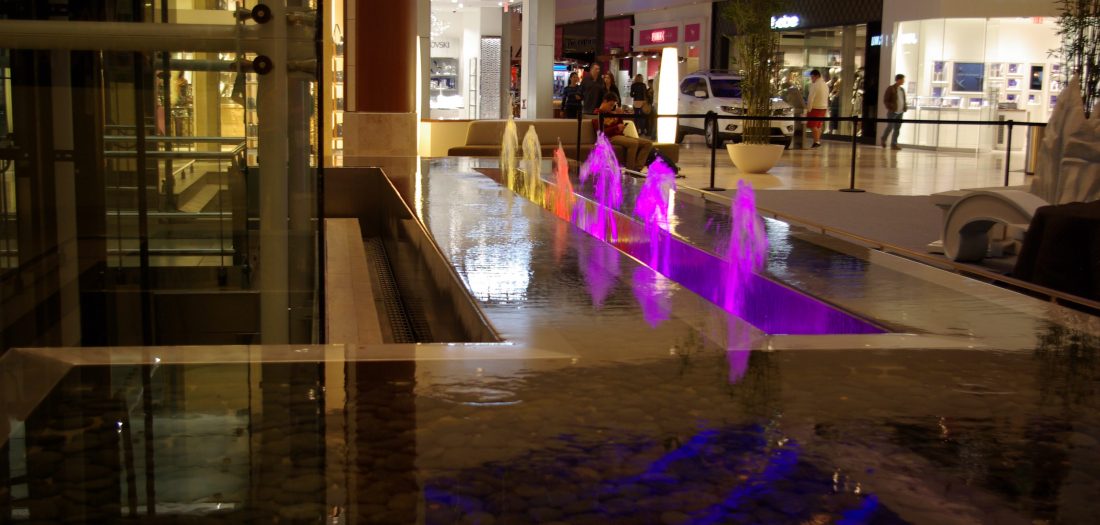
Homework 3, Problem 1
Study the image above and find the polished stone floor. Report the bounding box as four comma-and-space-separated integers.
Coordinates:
2, 158, 1098, 524
674, 137, 1031, 196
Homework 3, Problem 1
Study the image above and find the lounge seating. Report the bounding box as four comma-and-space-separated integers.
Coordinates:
447, 118, 679, 166
932, 77, 1099, 263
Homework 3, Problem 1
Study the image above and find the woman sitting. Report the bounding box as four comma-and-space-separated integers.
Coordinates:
595, 93, 653, 171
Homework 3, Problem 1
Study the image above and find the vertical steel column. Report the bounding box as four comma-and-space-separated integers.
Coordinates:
49, 50, 82, 346
260, 2, 290, 344
595, 0, 604, 69
288, 2, 313, 343
134, 53, 155, 344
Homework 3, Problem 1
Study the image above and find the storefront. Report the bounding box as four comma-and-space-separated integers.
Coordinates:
427, 1, 505, 120
630, 2, 711, 97
712, 0, 883, 142
881, 0, 1062, 151
555, 16, 634, 102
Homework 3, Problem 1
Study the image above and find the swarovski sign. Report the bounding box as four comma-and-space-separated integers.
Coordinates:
770, 15, 800, 29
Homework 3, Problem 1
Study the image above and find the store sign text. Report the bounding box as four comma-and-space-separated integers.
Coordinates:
870, 35, 883, 46
639, 27, 679, 46
430, 41, 451, 49
770, 15, 800, 29
899, 32, 918, 45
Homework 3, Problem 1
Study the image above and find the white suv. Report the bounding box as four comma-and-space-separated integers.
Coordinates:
676, 71, 795, 147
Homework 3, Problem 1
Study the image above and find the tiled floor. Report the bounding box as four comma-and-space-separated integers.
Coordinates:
673, 136, 1032, 196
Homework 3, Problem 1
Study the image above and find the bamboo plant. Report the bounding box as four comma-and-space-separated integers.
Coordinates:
723, 0, 786, 145
1054, 0, 1100, 116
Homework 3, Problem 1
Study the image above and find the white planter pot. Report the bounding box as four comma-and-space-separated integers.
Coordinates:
726, 143, 785, 174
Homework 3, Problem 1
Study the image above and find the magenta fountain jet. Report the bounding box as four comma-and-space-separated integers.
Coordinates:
577, 132, 623, 242
723, 180, 768, 314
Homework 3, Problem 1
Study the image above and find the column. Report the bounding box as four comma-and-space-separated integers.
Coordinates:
841, 25, 857, 135
521, 0, 555, 119
344, 0, 419, 165
259, 1, 290, 344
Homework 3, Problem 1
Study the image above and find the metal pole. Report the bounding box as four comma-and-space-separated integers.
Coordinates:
702, 111, 724, 191
839, 115, 865, 192
1004, 120, 1014, 187
575, 107, 582, 173
133, 53, 155, 344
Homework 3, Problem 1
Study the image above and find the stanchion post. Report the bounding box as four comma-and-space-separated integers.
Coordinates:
839, 115, 865, 193
1004, 120, 1014, 187
701, 111, 725, 192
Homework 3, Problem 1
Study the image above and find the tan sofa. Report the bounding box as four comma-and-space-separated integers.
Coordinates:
447, 118, 679, 165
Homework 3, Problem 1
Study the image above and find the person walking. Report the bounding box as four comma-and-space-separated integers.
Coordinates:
630, 74, 648, 136
782, 73, 805, 148
562, 72, 583, 119
881, 74, 908, 150
580, 63, 606, 114
806, 69, 829, 148
597, 93, 654, 171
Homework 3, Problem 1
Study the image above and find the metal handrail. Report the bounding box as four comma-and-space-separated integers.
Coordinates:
593, 111, 1045, 191
104, 136, 246, 144
104, 142, 246, 160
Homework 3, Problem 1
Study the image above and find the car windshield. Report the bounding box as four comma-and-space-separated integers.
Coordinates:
710, 78, 742, 98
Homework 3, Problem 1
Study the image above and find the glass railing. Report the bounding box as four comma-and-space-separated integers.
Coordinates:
0, 3, 322, 349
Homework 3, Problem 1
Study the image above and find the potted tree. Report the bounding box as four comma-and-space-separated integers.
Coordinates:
724, 0, 786, 173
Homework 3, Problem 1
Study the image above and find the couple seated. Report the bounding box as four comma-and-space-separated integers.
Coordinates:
595, 93, 654, 171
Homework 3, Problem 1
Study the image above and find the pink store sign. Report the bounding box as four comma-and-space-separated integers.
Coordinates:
639, 27, 678, 46
684, 23, 701, 42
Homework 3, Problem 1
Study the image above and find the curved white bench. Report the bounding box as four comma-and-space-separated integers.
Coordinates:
942, 190, 1048, 262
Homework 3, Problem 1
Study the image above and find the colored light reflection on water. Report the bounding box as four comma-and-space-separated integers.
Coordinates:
536, 150, 880, 335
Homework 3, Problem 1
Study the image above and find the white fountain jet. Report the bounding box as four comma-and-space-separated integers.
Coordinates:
519, 125, 545, 205
500, 113, 519, 190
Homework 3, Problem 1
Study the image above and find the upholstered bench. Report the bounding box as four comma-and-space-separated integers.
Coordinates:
447, 118, 679, 166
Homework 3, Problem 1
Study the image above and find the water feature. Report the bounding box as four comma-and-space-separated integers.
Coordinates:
552, 145, 575, 221
480, 147, 880, 335
633, 156, 677, 272
499, 115, 518, 190
723, 180, 769, 315
518, 126, 546, 205
577, 132, 623, 242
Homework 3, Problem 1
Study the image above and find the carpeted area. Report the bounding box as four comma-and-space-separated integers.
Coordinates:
751, 190, 943, 255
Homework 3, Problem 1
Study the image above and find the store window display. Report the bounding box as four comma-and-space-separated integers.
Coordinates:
889, 17, 1060, 151
769, 24, 867, 138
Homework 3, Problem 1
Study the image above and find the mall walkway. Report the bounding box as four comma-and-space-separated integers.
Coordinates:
674, 137, 1032, 196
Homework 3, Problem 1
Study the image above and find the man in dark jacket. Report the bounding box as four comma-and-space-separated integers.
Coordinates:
580, 63, 606, 114
881, 74, 908, 150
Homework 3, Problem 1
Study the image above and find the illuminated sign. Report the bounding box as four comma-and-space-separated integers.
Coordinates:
640, 27, 679, 46
770, 15, 800, 29
899, 32, 918, 45
870, 35, 883, 46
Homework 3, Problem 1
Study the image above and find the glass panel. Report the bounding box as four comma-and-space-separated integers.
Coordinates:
0, 6, 322, 351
